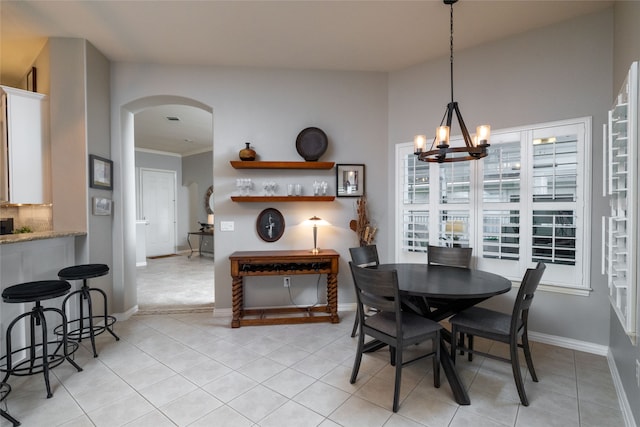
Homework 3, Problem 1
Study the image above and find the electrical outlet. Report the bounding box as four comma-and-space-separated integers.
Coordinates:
283, 276, 291, 288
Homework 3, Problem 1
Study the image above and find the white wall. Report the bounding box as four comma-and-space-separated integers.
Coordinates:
110, 65, 388, 313
388, 9, 613, 345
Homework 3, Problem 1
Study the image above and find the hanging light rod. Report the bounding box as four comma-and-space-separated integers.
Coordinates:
414, 0, 490, 163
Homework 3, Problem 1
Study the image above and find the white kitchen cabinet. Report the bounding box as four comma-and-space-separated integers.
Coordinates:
0, 85, 50, 204
604, 62, 638, 344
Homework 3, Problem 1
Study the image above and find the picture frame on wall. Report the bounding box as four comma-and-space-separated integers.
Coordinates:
256, 208, 285, 242
89, 154, 113, 190
92, 197, 112, 215
336, 164, 365, 197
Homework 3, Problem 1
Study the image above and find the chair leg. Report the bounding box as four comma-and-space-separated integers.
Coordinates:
392, 347, 402, 412
350, 305, 360, 338
510, 340, 529, 406
450, 326, 457, 365
350, 332, 365, 384
521, 329, 538, 382
433, 333, 441, 388
467, 335, 474, 362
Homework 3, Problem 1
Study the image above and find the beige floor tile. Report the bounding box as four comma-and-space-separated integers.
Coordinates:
187, 405, 254, 427
293, 380, 351, 417
117, 361, 177, 390
179, 357, 233, 386
86, 393, 155, 427
329, 395, 393, 427
158, 388, 222, 425
259, 400, 325, 427
201, 371, 258, 403
262, 367, 317, 398
58, 414, 98, 427
578, 399, 626, 427
293, 353, 342, 379
397, 384, 458, 426
383, 413, 428, 427
122, 409, 176, 427
450, 409, 512, 427
236, 356, 287, 382
137, 374, 198, 407
227, 384, 288, 422
516, 405, 579, 427
73, 376, 137, 412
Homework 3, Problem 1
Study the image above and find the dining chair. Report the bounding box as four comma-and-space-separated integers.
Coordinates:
427, 244, 473, 351
427, 244, 473, 268
349, 262, 441, 412
348, 245, 380, 337
449, 262, 546, 406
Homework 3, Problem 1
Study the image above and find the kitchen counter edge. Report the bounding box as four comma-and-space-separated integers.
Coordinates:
0, 230, 87, 244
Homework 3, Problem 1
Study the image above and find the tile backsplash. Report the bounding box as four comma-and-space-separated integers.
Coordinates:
0, 205, 53, 232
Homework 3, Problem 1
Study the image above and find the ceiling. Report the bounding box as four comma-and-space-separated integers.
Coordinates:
1, 0, 613, 156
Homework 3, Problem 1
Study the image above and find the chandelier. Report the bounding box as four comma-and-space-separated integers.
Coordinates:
414, 0, 490, 163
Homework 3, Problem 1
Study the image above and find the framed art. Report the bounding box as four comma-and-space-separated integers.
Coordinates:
89, 154, 113, 190
336, 164, 365, 197
26, 67, 37, 92
92, 197, 112, 215
256, 208, 285, 242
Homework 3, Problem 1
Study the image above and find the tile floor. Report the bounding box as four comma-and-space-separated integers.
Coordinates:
136, 254, 214, 313
0, 311, 626, 427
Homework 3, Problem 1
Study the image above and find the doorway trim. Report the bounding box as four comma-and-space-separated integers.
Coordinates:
112, 95, 213, 316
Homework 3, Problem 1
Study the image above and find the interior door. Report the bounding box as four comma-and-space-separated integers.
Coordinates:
141, 168, 176, 257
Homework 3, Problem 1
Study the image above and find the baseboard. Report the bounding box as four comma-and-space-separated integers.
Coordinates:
528, 331, 608, 356
607, 351, 638, 427
339, 303, 357, 312
213, 307, 232, 318
114, 305, 139, 321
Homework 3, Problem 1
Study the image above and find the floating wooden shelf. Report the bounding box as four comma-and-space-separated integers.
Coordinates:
231, 196, 335, 202
230, 161, 335, 170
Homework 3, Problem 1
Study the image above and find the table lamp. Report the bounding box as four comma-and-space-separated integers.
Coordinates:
305, 216, 330, 254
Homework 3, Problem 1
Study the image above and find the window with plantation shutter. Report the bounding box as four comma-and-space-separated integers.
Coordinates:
396, 117, 591, 292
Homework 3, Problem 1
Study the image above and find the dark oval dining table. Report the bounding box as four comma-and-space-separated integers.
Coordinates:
371, 263, 512, 405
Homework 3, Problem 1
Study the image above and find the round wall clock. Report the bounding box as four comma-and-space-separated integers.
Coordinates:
256, 208, 285, 242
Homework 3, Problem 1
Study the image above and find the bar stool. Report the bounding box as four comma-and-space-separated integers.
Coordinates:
1, 280, 83, 399
1, 381, 20, 426
57, 264, 119, 357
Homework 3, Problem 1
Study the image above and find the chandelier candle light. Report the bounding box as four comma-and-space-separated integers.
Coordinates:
414, 0, 490, 163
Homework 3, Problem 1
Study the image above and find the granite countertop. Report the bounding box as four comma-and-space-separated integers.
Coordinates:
0, 230, 86, 244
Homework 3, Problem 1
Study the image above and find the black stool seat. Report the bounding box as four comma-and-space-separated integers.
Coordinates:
58, 264, 109, 281
56, 263, 118, 357
2, 280, 71, 303
1, 280, 82, 400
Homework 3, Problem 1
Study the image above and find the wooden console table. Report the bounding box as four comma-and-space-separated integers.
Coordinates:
229, 249, 340, 327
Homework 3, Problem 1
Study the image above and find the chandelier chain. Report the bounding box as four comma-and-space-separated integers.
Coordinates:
450, 1, 454, 104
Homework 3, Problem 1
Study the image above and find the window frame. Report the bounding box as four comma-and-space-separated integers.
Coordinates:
395, 117, 592, 295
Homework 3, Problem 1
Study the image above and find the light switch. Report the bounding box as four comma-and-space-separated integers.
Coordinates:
220, 221, 234, 231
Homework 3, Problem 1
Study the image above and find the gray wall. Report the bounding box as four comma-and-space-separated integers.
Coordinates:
111, 66, 389, 312
388, 9, 613, 345
611, 2, 640, 424
183, 150, 214, 225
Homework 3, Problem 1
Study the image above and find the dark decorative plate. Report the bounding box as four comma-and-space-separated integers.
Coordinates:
296, 127, 328, 161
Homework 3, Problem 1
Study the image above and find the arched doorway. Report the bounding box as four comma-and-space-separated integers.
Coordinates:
112, 96, 213, 315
